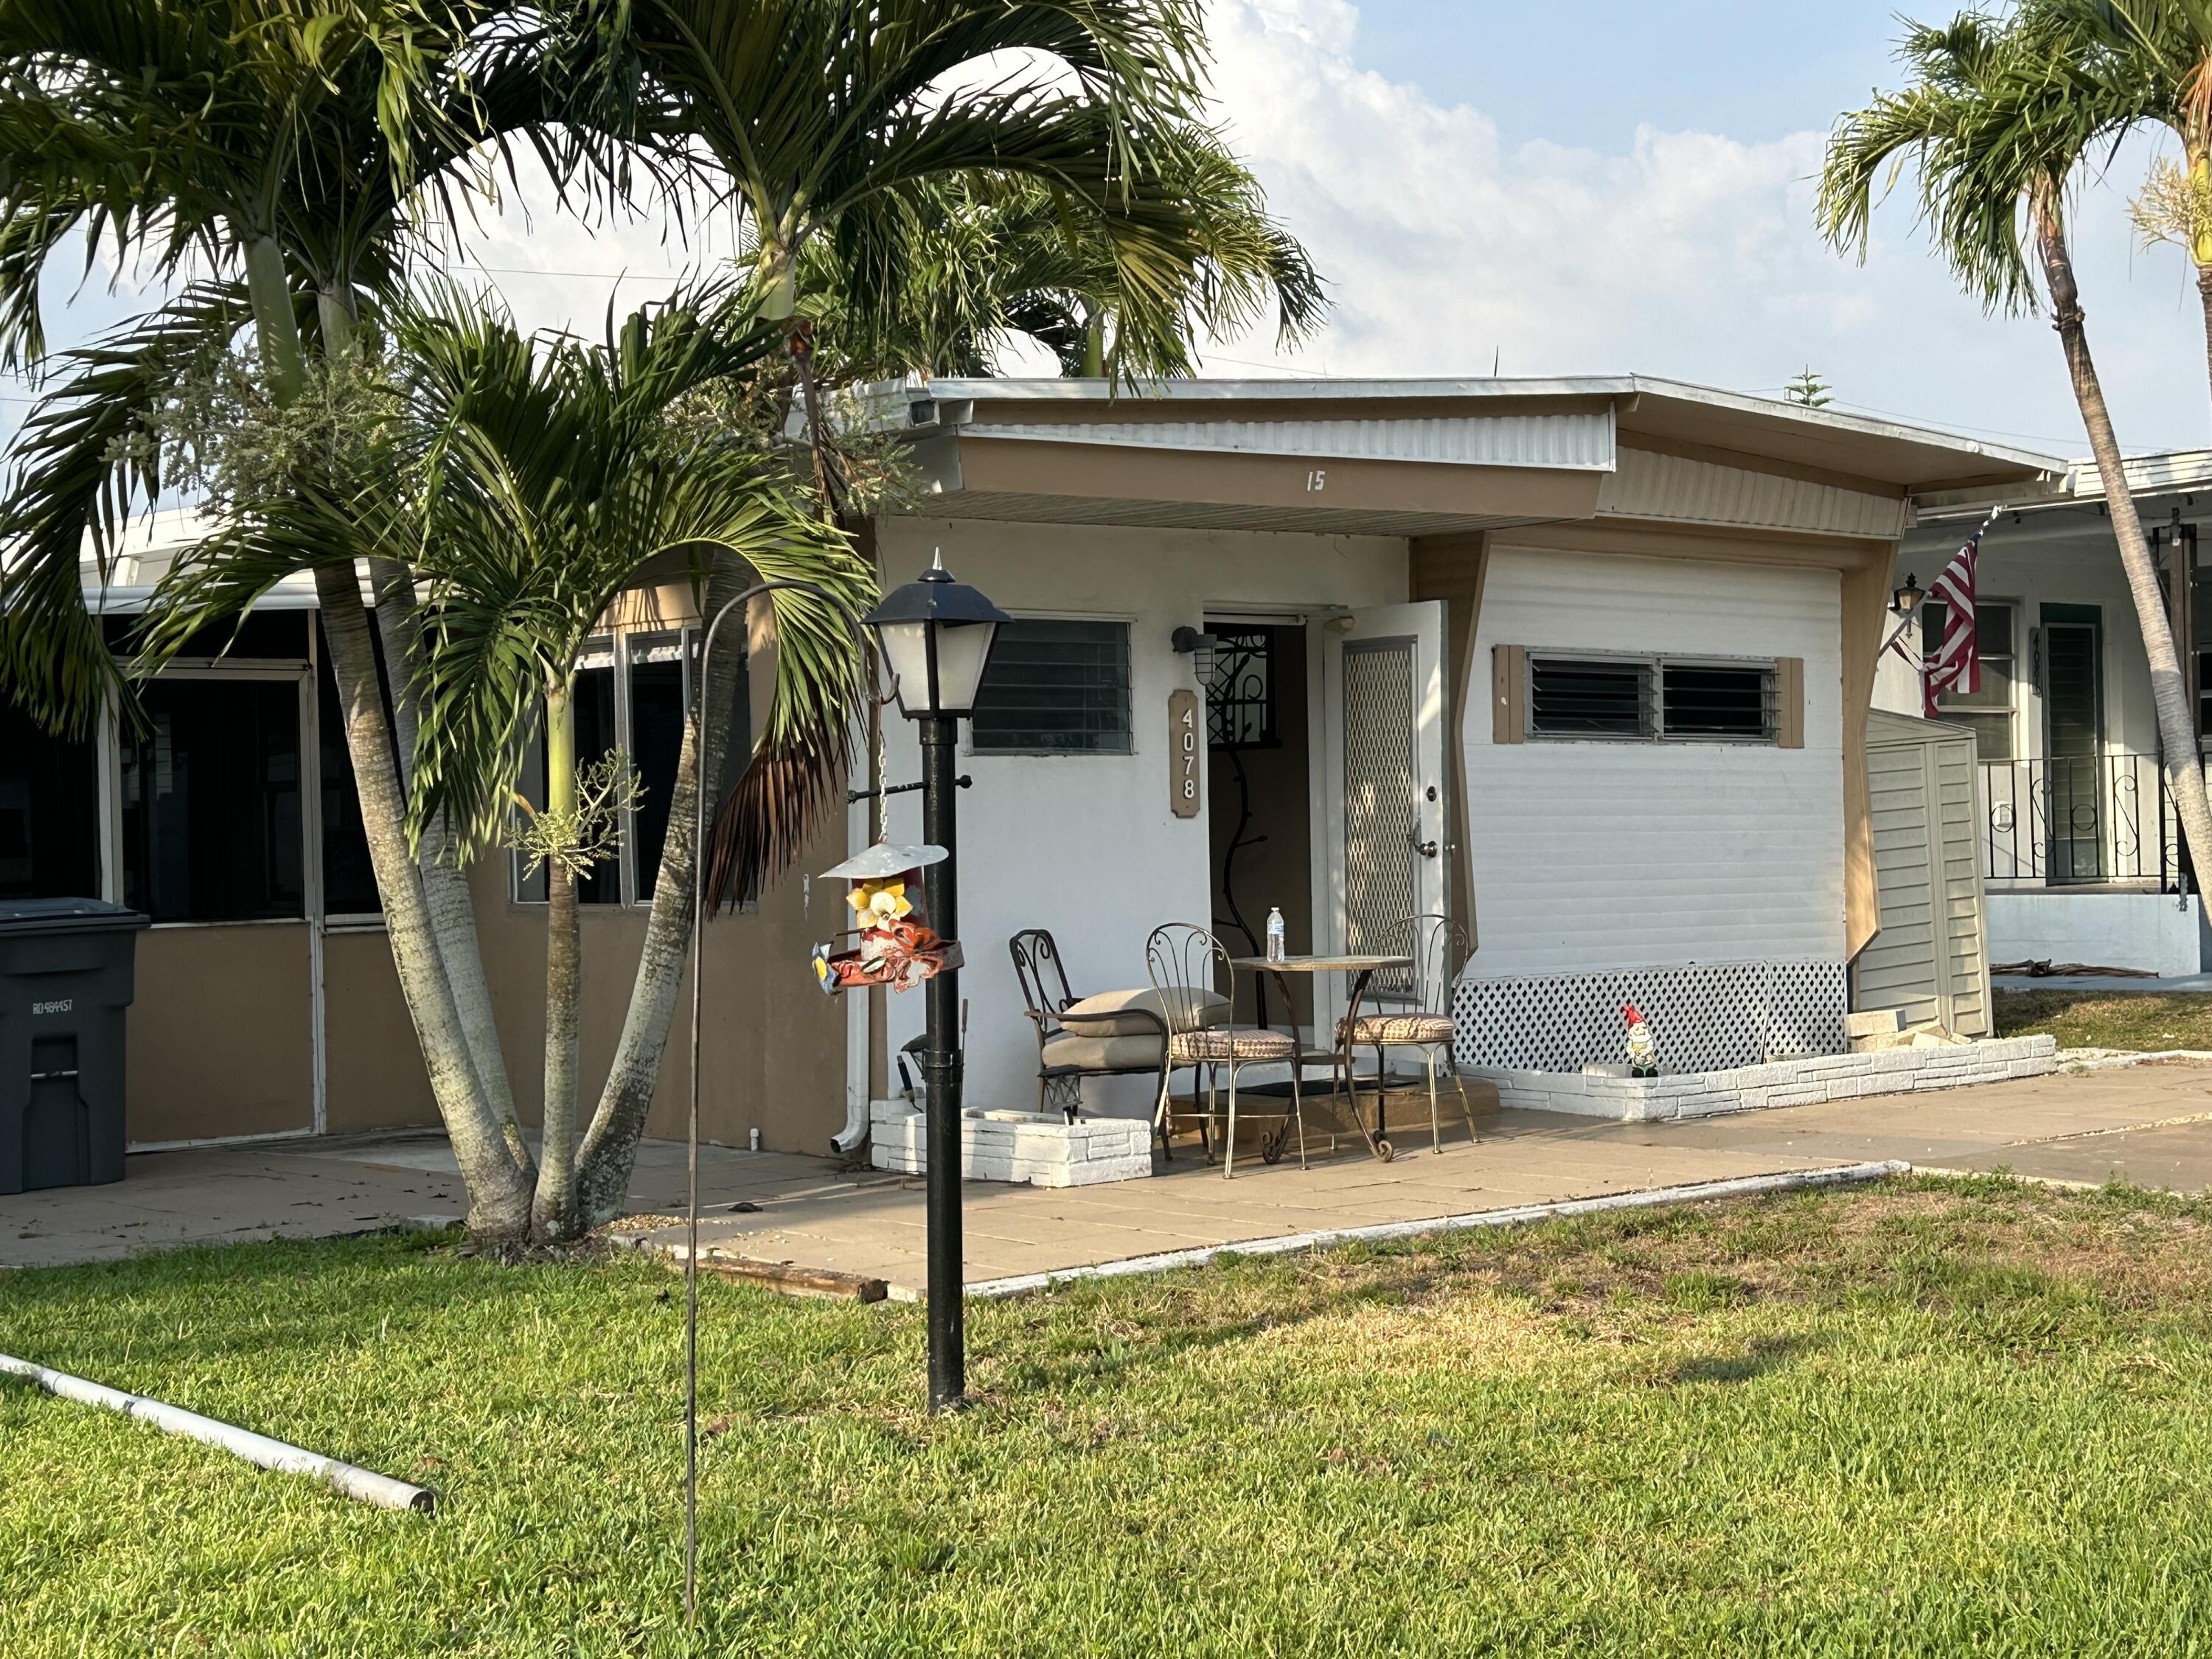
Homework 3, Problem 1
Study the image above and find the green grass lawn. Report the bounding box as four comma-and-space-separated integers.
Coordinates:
1994, 987, 2212, 1051
7, 1178, 2212, 1656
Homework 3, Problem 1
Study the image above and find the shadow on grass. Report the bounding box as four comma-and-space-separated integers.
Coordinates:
1665, 1335, 1811, 1386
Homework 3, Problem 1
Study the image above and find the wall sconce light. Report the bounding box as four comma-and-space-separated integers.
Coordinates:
1891, 572, 1924, 617
1171, 625, 1219, 684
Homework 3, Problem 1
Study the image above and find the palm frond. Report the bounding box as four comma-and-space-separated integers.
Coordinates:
386, 281, 868, 866
1820, 7, 2118, 315
0, 280, 249, 731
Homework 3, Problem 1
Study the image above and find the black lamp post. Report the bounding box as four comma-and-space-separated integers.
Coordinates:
864, 552, 1008, 1412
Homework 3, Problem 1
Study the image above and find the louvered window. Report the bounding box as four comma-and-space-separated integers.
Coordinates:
971, 620, 1133, 754
1525, 653, 1779, 744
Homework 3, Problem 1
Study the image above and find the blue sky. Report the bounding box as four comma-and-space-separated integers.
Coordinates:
1353, 1, 1907, 154
10, 0, 2209, 465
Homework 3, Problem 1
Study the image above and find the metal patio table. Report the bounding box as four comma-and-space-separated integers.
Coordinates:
1230, 953, 1414, 1162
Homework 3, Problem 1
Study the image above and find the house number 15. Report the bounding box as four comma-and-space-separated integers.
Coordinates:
1168, 689, 1202, 820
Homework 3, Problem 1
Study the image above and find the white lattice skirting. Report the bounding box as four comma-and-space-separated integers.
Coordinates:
1474, 1035, 2059, 1122
1453, 960, 1848, 1075
870, 1100, 1152, 1187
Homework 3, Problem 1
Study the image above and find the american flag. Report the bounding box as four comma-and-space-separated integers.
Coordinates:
1923, 535, 1980, 718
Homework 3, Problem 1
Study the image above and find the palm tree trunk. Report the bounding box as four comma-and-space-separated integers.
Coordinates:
243, 260, 528, 1235
317, 566, 533, 1234
2034, 184, 2212, 893
368, 557, 531, 1180
572, 560, 752, 1229
535, 680, 582, 1239
2199, 262, 2212, 426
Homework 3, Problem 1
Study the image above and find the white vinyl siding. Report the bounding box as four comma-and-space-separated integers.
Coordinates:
1467, 547, 1844, 976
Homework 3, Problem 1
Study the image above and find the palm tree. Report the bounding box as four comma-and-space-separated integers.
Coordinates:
169, 285, 869, 1239
796, 134, 1326, 380
1821, 7, 2212, 897
577, 0, 1285, 1135
2027, 1, 2212, 398
0, 0, 610, 1234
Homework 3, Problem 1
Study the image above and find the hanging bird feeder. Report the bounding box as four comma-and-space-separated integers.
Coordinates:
811, 841, 964, 994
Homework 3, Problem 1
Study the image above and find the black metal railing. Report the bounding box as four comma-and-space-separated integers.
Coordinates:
1977, 754, 2183, 889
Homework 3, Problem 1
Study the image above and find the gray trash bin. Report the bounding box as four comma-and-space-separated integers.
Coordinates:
0, 898, 149, 1194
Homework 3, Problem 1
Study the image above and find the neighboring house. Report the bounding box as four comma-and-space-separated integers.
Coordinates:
1880, 451, 2212, 976
2, 377, 2061, 1157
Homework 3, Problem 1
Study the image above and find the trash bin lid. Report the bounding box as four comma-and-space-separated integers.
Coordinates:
0, 897, 150, 935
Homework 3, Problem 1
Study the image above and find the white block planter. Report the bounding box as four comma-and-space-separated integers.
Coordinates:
869, 1100, 1153, 1187
1471, 1034, 2059, 1122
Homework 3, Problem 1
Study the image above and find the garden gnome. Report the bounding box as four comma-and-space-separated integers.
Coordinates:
1622, 1004, 1659, 1078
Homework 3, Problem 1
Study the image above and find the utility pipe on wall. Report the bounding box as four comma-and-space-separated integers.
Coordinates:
0, 1351, 435, 1512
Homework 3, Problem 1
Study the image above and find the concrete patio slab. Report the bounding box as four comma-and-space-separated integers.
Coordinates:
13, 1062, 2212, 1284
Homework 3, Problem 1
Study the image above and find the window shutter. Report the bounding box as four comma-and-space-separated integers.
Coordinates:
1492, 644, 1526, 744
1775, 656, 1804, 748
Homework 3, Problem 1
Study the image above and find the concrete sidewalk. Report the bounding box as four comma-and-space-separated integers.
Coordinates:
628, 1061, 2212, 1294
10, 1062, 2212, 1282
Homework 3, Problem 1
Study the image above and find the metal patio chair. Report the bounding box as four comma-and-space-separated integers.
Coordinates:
1009, 928, 1169, 1125
1337, 913, 1478, 1155
1147, 922, 1308, 1178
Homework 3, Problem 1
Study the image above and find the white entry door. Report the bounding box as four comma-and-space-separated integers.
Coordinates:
1318, 602, 1450, 1037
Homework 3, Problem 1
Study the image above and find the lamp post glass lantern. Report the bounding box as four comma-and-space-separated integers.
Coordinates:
865, 552, 1008, 1412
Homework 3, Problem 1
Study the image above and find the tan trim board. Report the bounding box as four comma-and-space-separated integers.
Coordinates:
1412, 532, 1490, 947
1840, 563, 1888, 959
1775, 656, 1805, 749
1492, 643, 1527, 746
1492, 518, 1893, 571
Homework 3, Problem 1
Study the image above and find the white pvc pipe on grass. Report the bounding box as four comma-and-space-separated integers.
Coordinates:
0, 1352, 434, 1512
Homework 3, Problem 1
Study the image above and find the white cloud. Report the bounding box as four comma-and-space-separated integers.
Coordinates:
1200, 0, 2211, 457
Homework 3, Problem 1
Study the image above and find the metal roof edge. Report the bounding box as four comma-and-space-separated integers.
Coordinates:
846, 373, 2069, 478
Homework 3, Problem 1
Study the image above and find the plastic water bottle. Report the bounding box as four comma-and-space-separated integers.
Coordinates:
1265, 908, 1287, 963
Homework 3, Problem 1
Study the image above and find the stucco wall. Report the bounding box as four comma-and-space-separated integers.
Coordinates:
127, 921, 315, 1145
1986, 891, 2204, 977
1466, 545, 1848, 978
872, 516, 1408, 1119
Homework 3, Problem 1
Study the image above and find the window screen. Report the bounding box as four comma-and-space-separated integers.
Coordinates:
0, 703, 99, 901
971, 619, 1132, 754
1922, 599, 2016, 759
122, 679, 305, 922
316, 615, 386, 917
631, 630, 752, 904
627, 639, 686, 902
512, 648, 620, 905
1528, 656, 1651, 737
1662, 664, 1774, 739
574, 655, 620, 905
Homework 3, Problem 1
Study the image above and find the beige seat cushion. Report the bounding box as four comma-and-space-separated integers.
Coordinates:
1342, 1013, 1455, 1047
1169, 1026, 1299, 1063
1059, 987, 1231, 1035
1040, 1030, 1168, 1072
